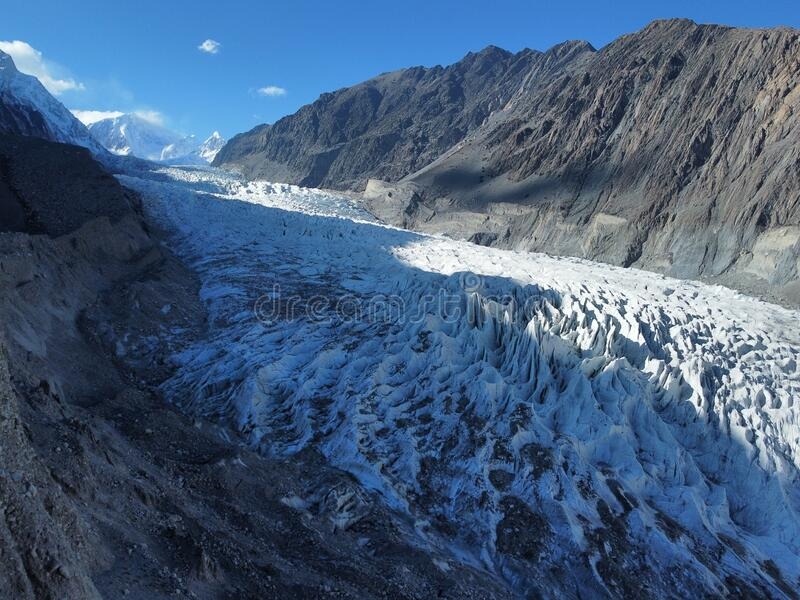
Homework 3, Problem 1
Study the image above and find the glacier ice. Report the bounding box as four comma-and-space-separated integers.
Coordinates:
120, 166, 800, 597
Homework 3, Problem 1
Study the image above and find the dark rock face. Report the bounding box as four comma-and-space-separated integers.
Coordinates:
214, 43, 594, 189
0, 135, 137, 237
231, 18, 799, 304
403, 19, 800, 304
0, 99, 52, 139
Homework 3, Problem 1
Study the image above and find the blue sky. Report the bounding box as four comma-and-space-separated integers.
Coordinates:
2, 0, 799, 138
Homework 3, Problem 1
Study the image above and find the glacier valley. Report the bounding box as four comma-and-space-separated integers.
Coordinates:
120, 165, 800, 598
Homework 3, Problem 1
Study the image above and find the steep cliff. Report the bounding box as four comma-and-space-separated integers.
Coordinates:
398, 19, 800, 305
214, 42, 592, 188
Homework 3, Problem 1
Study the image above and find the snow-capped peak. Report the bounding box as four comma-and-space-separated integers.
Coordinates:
85, 113, 187, 161
197, 131, 226, 163
0, 50, 106, 155
83, 112, 224, 165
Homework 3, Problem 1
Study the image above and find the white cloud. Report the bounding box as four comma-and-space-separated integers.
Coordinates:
71, 109, 124, 125
131, 110, 164, 126
0, 40, 85, 95
198, 39, 221, 54
257, 85, 287, 97
70, 109, 166, 127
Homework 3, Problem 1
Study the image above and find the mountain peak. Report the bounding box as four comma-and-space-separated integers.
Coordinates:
0, 50, 105, 156
87, 113, 186, 160
464, 45, 513, 63
86, 113, 224, 164
477, 44, 511, 55
0, 50, 19, 75
545, 39, 596, 56
198, 131, 226, 163
636, 17, 733, 38
644, 17, 698, 29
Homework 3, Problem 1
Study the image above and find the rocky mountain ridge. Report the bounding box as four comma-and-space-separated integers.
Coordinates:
399, 18, 800, 305
216, 19, 800, 306
213, 41, 593, 188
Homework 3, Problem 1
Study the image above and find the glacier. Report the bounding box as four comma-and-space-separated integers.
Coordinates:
119, 165, 800, 598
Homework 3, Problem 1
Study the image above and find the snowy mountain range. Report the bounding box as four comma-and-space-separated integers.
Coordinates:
0, 48, 223, 167
0, 50, 106, 155
81, 112, 225, 164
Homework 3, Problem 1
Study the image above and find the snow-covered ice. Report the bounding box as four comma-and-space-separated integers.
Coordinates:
121, 165, 800, 596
